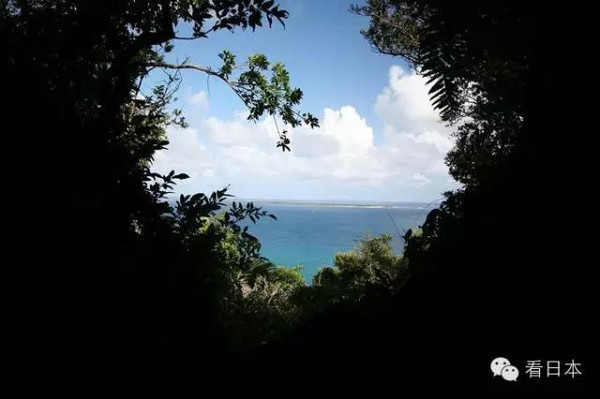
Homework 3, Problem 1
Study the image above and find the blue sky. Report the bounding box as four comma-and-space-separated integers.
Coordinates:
152, 0, 460, 202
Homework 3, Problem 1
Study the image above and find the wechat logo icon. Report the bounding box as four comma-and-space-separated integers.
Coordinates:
491, 357, 519, 382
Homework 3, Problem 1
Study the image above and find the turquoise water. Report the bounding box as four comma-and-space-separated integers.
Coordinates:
244, 201, 436, 280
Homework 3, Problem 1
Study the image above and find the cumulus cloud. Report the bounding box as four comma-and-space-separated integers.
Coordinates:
189, 90, 209, 108
152, 65, 460, 201
375, 65, 442, 133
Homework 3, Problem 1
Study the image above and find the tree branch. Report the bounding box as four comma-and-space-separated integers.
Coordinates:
124, 0, 175, 61
149, 60, 318, 135
149, 61, 246, 104
173, 26, 216, 40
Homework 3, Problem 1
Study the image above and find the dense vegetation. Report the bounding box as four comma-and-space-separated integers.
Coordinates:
5, 0, 319, 387
11, 0, 593, 392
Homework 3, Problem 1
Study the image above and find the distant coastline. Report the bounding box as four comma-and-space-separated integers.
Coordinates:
168, 196, 441, 210
236, 198, 441, 210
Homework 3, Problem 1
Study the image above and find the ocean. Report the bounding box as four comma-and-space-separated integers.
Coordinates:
242, 201, 437, 281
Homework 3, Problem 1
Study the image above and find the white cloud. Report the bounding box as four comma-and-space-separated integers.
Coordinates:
188, 90, 209, 112
152, 66, 461, 201
153, 127, 210, 171
375, 65, 442, 133
411, 173, 432, 186
204, 114, 278, 148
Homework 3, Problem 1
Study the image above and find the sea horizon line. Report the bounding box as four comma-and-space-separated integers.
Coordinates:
233, 198, 441, 208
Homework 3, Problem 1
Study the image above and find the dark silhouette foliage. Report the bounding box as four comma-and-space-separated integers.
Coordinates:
9, 0, 596, 394
5, 0, 317, 391
272, 1, 596, 392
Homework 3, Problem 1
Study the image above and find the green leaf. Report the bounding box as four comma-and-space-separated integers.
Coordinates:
172, 173, 190, 180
